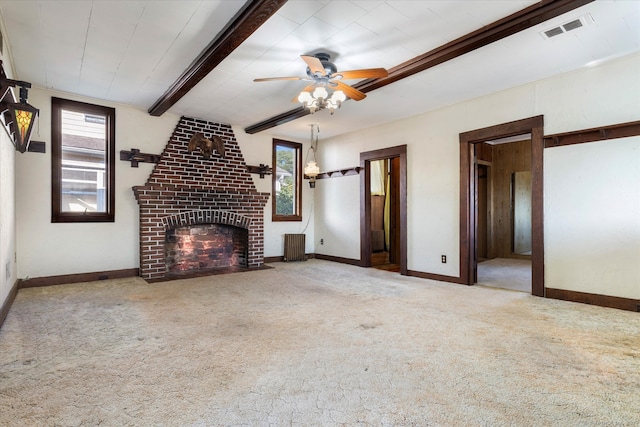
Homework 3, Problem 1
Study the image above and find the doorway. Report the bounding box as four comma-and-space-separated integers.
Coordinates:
459, 116, 544, 297
369, 158, 401, 271
360, 145, 407, 275
475, 138, 532, 292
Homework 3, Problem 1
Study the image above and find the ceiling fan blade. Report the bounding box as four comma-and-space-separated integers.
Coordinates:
334, 81, 366, 101
254, 76, 304, 82
301, 55, 326, 76
291, 85, 316, 103
336, 68, 389, 79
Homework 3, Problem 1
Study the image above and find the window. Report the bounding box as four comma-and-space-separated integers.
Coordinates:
272, 139, 302, 221
51, 98, 115, 222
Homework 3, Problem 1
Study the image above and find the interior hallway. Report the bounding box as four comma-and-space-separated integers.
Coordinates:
1, 259, 638, 425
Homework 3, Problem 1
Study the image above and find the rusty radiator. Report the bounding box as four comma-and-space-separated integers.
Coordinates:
284, 234, 306, 262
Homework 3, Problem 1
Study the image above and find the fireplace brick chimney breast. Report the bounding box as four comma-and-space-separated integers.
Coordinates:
133, 117, 269, 280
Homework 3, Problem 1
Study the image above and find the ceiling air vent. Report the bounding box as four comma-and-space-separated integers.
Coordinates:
562, 19, 583, 32
544, 27, 564, 38
540, 14, 594, 39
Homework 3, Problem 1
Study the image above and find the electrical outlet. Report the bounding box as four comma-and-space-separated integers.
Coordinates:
441, 255, 447, 263
320, 239, 324, 245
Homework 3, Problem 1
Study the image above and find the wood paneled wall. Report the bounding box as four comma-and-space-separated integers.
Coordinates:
488, 139, 532, 259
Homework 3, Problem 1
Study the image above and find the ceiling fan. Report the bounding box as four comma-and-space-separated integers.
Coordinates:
253, 53, 388, 113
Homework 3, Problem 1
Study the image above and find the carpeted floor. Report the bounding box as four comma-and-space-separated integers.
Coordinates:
1, 259, 639, 426
477, 258, 532, 292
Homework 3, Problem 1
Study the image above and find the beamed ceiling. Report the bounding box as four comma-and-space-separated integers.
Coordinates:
0, 0, 638, 141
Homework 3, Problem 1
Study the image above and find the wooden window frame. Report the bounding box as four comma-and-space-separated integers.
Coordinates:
51, 97, 116, 223
272, 139, 302, 222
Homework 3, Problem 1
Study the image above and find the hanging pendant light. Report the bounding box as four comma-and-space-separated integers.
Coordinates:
304, 124, 320, 188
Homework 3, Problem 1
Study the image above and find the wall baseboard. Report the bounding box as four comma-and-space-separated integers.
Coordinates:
264, 254, 315, 264
0, 279, 19, 330
407, 270, 466, 284
314, 253, 361, 266
19, 268, 140, 289
546, 288, 640, 312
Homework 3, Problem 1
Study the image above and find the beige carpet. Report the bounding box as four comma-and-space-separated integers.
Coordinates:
477, 258, 532, 292
1, 259, 639, 426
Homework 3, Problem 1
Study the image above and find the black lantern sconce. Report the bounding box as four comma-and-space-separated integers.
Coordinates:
0, 60, 39, 153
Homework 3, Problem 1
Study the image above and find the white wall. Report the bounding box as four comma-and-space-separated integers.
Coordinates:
314, 174, 360, 259
16, 88, 179, 279
0, 33, 17, 310
545, 137, 640, 299
0, 104, 17, 305
314, 52, 640, 299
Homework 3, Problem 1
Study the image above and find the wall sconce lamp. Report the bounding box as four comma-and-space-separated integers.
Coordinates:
0, 72, 39, 153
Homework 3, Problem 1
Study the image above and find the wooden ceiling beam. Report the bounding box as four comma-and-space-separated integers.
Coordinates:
244, 0, 594, 134
357, 0, 594, 92
148, 0, 288, 117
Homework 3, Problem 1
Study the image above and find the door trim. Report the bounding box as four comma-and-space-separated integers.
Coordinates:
360, 145, 407, 275
459, 116, 544, 296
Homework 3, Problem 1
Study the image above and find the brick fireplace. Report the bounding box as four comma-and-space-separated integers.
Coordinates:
133, 117, 269, 281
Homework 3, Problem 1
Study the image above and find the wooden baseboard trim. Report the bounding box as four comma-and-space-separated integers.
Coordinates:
0, 279, 19, 329
264, 254, 315, 264
546, 288, 640, 312
19, 268, 140, 289
314, 253, 361, 266
407, 270, 466, 285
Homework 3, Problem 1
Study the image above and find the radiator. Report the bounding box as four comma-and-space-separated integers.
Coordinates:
284, 234, 306, 262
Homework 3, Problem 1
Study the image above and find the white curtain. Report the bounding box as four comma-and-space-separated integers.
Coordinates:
371, 160, 385, 196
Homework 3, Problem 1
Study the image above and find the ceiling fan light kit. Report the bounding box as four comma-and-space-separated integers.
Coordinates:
298, 87, 346, 114
254, 52, 387, 115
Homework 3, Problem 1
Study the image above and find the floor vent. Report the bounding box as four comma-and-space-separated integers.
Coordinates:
284, 234, 306, 262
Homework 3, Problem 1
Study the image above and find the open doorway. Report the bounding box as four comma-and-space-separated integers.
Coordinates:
459, 116, 544, 297
475, 137, 532, 292
369, 158, 401, 271
360, 145, 407, 275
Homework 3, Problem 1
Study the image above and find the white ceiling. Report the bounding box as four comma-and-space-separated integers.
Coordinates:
0, 0, 638, 142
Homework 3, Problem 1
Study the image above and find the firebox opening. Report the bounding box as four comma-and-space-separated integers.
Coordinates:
166, 224, 248, 274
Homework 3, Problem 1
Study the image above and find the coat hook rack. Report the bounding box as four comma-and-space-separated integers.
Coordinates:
313, 166, 361, 180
